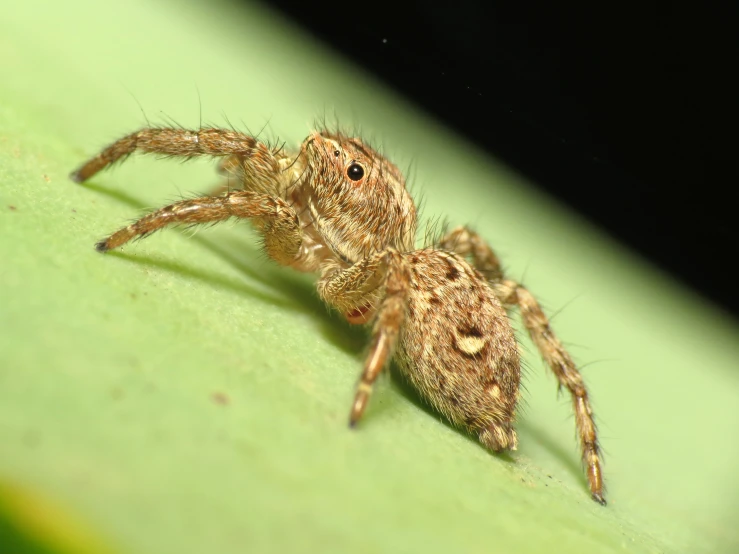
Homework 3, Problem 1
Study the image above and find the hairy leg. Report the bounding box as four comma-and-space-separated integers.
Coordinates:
70, 127, 283, 185
437, 225, 503, 282
438, 225, 606, 505
494, 279, 605, 504
317, 255, 387, 323
318, 250, 411, 425
95, 190, 301, 267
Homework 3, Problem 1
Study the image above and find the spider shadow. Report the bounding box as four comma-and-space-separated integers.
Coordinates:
384, 365, 585, 489
515, 418, 588, 492
80, 181, 368, 356
384, 365, 517, 465
195, 233, 368, 355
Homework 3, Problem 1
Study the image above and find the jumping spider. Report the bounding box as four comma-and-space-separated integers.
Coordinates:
70, 125, 605, 504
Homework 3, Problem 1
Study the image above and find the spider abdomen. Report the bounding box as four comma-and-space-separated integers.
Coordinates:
396, 250, 521, 451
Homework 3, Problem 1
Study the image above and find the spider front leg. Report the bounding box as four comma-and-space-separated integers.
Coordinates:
438, 226, 606, 505
94, 190, 301, 266
70, 127, 282, 185
318, 250, 411, 426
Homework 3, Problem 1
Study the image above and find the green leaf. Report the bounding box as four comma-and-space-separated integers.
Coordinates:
2, 1, 739, 553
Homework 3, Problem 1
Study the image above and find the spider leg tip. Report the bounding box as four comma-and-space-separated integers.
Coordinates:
69, 170, 84, 183
95, 240, 110, 253
592, 493, 607, 506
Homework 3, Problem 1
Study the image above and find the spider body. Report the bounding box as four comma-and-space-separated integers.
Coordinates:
71, 124, 605, 504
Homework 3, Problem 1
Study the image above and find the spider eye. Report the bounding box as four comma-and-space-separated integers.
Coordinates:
333, 149, 341, 157
346, 162, 365, 181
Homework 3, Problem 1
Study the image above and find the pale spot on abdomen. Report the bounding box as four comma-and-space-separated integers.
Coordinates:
455, 334, 487, 356
486, 383, 501, 399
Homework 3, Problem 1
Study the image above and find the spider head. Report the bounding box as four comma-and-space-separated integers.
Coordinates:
301, 131, 417, 263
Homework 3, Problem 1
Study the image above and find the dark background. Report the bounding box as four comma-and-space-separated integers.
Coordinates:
268, 1, 738, 316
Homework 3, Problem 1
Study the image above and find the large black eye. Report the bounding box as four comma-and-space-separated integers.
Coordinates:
347, 162, 365, 181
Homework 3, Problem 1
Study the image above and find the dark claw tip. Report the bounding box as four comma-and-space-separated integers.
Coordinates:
95, 240, 109, 253
348, 419, 358, 429
69, 170, 84, 183
592, 493, 607, 506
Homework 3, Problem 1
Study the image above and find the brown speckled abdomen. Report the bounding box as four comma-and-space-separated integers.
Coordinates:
396, 249, 521, 451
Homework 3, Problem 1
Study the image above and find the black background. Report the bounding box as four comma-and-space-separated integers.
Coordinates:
268, 1, 738, 316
